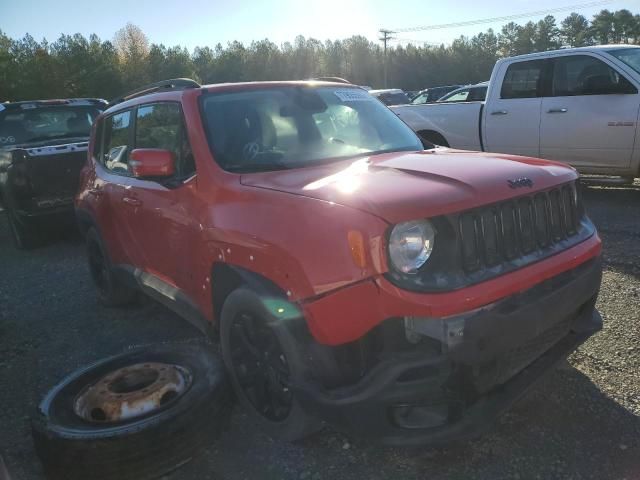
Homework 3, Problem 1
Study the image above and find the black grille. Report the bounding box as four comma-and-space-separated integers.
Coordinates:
459, 183, 580, 272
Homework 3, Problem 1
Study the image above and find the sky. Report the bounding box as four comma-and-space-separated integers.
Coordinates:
0, 0, 636, 50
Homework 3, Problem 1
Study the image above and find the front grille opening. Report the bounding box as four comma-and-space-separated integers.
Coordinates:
459, 182, 582, 273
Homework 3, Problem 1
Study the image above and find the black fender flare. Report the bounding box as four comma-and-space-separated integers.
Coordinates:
210, 263, 295, 330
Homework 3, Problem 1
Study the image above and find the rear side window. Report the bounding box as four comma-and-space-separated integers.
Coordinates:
501, 60, 546, 99
135, 103, 195, 178
103, 111, 132, 174
551, 55, 637, 96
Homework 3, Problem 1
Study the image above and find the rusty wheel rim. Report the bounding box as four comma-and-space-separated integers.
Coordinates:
229, 313, 293, 421
73, 362, 192, 423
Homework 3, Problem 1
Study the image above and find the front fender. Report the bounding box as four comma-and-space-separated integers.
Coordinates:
193, 187, 390, 321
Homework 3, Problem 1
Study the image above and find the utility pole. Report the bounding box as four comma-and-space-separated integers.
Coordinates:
379, 29, 395, 88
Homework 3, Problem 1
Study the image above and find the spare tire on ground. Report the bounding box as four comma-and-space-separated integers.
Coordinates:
32, 342, 232, 480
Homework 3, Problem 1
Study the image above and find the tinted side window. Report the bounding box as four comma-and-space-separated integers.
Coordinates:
552, 55, 637, 96
469, 86, 488, 101
135, 103, 195, 178
103, 111, 132, 174
501, 60, 546, 99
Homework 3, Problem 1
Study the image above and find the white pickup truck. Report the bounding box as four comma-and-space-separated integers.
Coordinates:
393, 45, 640, 180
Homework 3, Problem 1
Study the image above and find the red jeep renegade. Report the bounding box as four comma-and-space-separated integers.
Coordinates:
76, 78, 603, 445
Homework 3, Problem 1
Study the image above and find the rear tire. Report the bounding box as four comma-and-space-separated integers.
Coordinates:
220, 288, 321, 441
7, 210, 37, 249
86, 227, 137, 307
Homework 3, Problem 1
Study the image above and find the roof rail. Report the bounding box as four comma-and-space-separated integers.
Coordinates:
109, 78, 201, 106
310, 76, 351, 84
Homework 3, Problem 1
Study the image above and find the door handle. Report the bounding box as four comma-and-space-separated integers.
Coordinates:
122, 197, 141, 207
491, 110, 508, 115
547, 108, 568, 113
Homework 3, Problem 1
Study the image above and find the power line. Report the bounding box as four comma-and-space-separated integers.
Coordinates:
392, 37, 441, 47
379, 29, 395, 88
387, 0, 616, 33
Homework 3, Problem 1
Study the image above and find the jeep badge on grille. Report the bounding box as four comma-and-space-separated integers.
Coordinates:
508, 177, 534, 189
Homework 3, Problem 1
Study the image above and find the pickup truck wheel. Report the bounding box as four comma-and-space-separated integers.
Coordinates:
220, 288, 322, 441
7, 211, 37, 249
86, 227, 137, 306
31, 342, 232, 480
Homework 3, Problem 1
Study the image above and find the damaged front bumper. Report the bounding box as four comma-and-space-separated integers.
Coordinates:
295, 257, 602, 446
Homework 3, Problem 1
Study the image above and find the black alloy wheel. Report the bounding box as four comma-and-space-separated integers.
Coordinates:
228, 311, 293, 421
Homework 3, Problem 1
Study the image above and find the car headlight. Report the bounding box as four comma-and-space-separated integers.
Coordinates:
388, 220, 436, 274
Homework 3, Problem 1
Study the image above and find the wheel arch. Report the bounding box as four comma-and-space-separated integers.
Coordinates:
416, 129, 450, 147
210, 263, 289, 330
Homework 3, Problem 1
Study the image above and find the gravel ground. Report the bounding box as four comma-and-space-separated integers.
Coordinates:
0, 183, 639, 480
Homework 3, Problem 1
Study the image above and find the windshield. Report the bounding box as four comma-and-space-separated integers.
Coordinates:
0, 105, 101, 147
607, 47, 640, 75
200, 86, 424, 172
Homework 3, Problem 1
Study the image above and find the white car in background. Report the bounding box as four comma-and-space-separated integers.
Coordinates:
437, 81, 489, 103
369, 89, 412, 106
393, 45, 640, 181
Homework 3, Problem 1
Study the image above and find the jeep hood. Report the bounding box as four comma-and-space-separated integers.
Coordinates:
240, 149, 577, 224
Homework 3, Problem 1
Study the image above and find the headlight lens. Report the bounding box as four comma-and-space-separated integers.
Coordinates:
388, 220, 436, 274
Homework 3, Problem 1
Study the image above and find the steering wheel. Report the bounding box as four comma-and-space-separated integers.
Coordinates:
242, 142, 261, 162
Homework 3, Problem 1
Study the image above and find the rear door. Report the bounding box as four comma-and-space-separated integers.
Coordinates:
539, 53, 639, 171
98, 109, 139, 266
119, 102, 199, 293
483, 59, 549, 158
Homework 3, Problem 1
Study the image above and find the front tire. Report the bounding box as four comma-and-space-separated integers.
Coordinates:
220, 288, 321, 441
86, 227, 137, 306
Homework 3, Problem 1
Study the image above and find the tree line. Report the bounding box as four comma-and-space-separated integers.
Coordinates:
1, 9, 638, 102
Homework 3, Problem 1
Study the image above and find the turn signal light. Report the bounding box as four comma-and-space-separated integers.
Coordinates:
348, 230, 367, 268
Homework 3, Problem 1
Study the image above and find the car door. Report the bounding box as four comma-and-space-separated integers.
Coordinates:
97, 109, 140, 266
483, 59, 549, 158
119, 102, 200, 294
540, 53, 640, 172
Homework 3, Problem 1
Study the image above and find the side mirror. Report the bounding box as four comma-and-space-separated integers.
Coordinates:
129, 149, 175, 178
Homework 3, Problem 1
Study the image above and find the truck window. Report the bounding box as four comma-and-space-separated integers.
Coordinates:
551, 55, 637, 96
103, 111, 132, 175
501, 60, 546, 99
469, 86, 488, 101
135, 103, 195, 178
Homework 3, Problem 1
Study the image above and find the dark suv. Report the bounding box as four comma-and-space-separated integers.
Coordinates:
0, 98, 106, 248
76, 78, 602, 445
